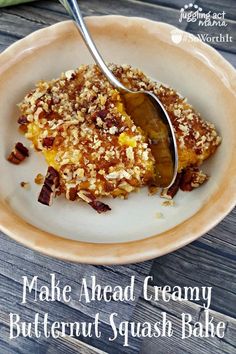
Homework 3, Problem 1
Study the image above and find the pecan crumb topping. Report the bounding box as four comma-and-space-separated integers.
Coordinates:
16, 64, 221, 211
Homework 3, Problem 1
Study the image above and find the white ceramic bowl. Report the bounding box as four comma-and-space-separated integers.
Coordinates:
0, 16, 235, 264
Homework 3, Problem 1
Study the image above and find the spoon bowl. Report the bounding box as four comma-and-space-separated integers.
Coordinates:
122, 90, 178, 187
60, 0, 178, 187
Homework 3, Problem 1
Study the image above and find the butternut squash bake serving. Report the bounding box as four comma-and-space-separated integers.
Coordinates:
8, 64, 221, 213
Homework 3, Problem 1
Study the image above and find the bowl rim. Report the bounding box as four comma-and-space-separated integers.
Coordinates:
0, 16, 236, 265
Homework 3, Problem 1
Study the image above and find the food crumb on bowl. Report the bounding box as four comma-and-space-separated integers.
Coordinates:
148, 185, 159, 196
20, 181, 30, 190
162, 200, 175, 207
34, 173, 44, 185
156, 212, 164, 219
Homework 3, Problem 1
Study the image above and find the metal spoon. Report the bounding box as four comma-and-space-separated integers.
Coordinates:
59, 0, 178, 188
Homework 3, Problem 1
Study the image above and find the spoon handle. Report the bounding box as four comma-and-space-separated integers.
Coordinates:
59, 0, 126, 91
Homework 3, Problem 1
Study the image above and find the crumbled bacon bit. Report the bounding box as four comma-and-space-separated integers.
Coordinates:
7, 142, 29, 165
38, 167, 60, 206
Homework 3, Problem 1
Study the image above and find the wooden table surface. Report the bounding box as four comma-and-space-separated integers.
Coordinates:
0, 1, 235, 353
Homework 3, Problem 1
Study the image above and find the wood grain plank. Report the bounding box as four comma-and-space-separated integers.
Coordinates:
34, 0, 187, 28
0, 1, 236, 353
140, 0, 196, 9
0, 233, 151, 354
218, 50, 236, 68
186, 19, 236, 53
1, 0, 186, 25
0, 311, 106, 354
1, 0, 235, 55
0, 0, 187, 53
196, 0, 236, 21
132, 287, 236, 354
150, 208, 236, 318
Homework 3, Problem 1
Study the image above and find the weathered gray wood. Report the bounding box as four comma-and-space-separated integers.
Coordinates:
186, 19, 236, 53
150, 208, 236, 318
196, 0, 236, 21
143, 0, 197, 9
219, 49, 236, 68
0, 0, 236, 353
140, 207, 236, 353
0, 232, 151, 354
0, 0, 234, 54
132, 286, 236, 354
0, 310, 106, 354
0, 0, 188, 50
1, 0, 188, 27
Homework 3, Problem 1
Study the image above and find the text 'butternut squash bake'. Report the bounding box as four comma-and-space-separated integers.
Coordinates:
9, 64, 221, 213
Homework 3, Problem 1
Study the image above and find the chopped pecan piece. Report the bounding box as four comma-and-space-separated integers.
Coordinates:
167, 173, 182, 198
77, 190, 111, 213
180, 168, 195, 192
97, 109, 108, 119
106, 117, 119, 129
180, 168, 208, 191
68, 187, 77, 201
89, 200, 111, 214
7, 142, 29, 165
38, 185, 54, 206
38, 167, 60, 206
17, 115, 28, 125
161, 173, 182, 199
42, 137, 55, 148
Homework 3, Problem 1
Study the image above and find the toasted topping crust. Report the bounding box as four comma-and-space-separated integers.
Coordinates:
19, 65, 156, 202
17, 64, 221, 208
